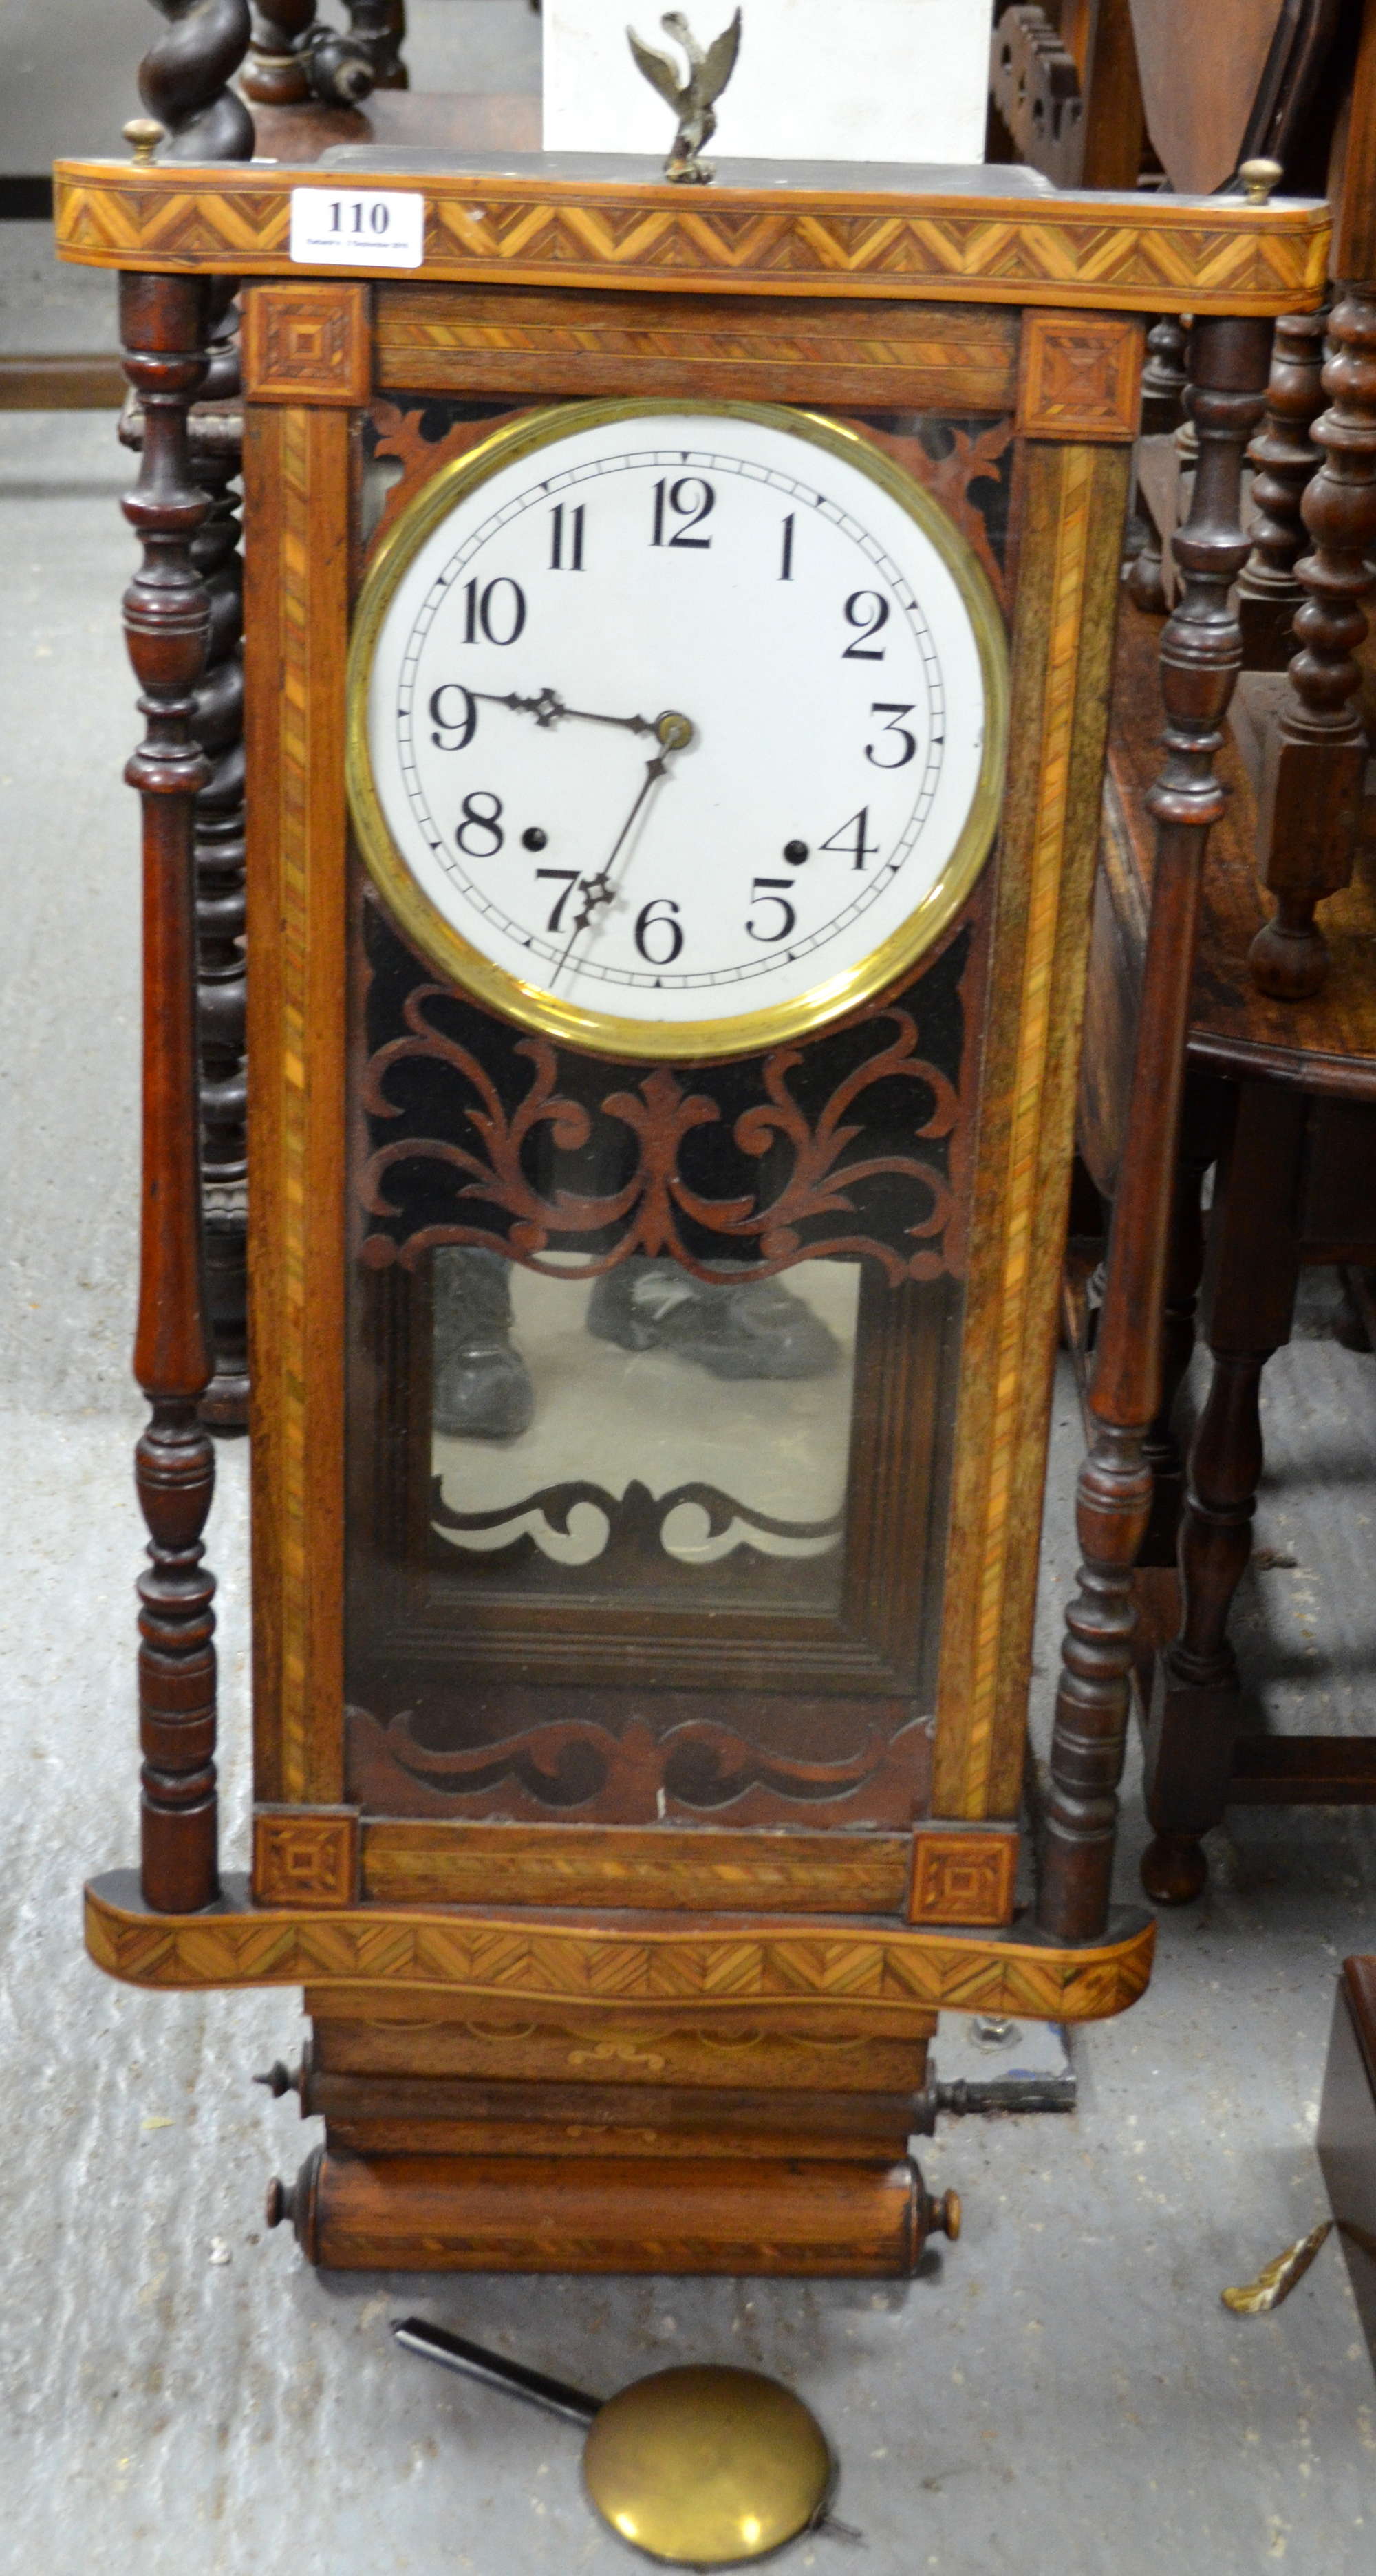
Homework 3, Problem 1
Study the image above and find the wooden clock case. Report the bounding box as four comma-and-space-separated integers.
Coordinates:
54, 142, 1328, 2274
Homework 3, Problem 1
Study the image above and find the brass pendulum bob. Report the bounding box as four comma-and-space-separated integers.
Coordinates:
394, 2315, 859, 2565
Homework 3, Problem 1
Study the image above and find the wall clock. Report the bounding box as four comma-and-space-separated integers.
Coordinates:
347, 398, 1006, 1059
54, 131, 1326, 2275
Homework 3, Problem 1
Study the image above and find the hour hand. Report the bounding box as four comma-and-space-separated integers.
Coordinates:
475, 685, 658, 738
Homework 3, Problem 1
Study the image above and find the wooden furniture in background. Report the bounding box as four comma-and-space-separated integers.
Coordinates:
1128, 0, 1342, 194
1119, 0, 1376, 999
989, 0, 1144, 191
1249, 0, 1376, 999
1036, 311, 1274, 1942
1078, 594, 1376, 1904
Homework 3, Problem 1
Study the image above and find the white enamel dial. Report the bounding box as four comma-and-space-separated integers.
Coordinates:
350, 402, 1007, 1059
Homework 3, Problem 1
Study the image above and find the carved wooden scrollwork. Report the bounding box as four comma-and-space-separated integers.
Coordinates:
346, 1706, 932, 1827
358, 919, 974, 1289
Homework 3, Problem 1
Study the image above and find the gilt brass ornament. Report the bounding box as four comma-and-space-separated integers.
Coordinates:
627, 8, 744, 183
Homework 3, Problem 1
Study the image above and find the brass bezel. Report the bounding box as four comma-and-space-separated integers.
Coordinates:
347, 398, 1009, 1062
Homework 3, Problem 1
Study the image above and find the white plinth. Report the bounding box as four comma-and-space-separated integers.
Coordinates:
543, 0, 991, 166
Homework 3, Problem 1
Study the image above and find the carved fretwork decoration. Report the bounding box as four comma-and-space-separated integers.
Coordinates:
431, 1474, 842, 1582
989, 2, 1085, 190
367, 398, 1015, 612
358, 906, 975, 1289
347, 1706, 934, 1827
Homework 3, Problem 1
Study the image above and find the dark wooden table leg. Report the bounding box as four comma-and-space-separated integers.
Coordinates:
121, 270, 221, 1915
1140, 1080, 1304, 1903
1036, 314, 1271, 1947
1139, 1068, 1224, 1567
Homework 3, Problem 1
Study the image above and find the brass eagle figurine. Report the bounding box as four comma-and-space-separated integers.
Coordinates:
627, 8, 744, 184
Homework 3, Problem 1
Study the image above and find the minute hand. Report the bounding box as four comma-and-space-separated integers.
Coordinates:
549, 709, 694, 986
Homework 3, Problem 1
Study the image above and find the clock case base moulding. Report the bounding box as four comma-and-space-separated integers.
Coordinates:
52, 142, 1318, 2274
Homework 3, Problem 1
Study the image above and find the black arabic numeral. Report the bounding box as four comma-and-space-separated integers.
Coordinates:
841, 590, 890, 658
428, 683, 477, 751
865, 702, 917, 769
820, 806, 879, 871
455, 791, 505, 858
550, 502, 585, 571
650, 476, 715, 548
634, 896, 685, 964
535, 869, 580, 932
746, 877, 796, 943
460, 575, 527, 645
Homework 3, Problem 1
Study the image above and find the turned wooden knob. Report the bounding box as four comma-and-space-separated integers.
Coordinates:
265, 2176, 294, 2229
264, 2146, 323, 2259
123, 118, 165, 166
932, 2188, 962, 2242
254, 2059, 299, 2099
1238, 158, 1283, 204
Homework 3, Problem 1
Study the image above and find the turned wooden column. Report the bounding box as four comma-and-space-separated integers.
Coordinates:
241, 0, 376, 105
1250, 289, 1376, 997
347, 0, 407, 87
1237, 307, 1329, 671
1126, 316, 1190, 615
121, 270, 220, 1914
244, 0, 315, 103
1250, 0, 1376, 998
191, 290, 250, 1427
1140, 315, 1189, 436
1037, 314, 1271, 1946
140, 0, 253, 158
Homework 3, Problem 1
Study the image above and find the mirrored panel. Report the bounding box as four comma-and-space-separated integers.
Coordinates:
429, 1251, 859, 1611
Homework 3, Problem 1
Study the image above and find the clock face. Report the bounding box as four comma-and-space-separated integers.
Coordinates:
349, 401, 1007, 1060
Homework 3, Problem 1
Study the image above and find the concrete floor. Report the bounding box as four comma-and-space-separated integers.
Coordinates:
3, 401, 1376, 2576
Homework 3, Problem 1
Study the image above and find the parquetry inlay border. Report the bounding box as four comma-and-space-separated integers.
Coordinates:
86, 1874, 1154, 2023
54, 164, 1329, 316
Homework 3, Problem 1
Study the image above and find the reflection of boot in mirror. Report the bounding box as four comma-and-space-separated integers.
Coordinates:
431, 1247, 535, 1439
586, 1258, 840, 1380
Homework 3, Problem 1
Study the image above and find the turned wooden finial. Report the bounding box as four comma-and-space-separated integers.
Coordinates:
123, 116, 166, 163
1238, 158, 1283, 204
